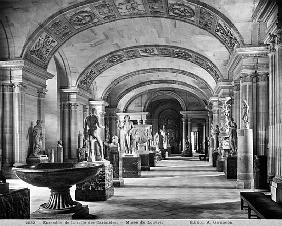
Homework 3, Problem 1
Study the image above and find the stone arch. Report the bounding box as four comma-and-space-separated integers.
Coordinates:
21, 0, 244, 69
102, 68, 214, 100
118, 85, 207, 112
77, 45, 223, 91
143, 90, 187, 112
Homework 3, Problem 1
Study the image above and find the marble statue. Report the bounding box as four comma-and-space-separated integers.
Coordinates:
160, 125, 168, 149
214, 125, 220, 150
32, 120, 43, 157
228, 118, 238, 155
242, 100, 250, 129
118, 115, 134, 154
154, 132, 160, 148
84, 108, 104, 160
110, 135, 119, 147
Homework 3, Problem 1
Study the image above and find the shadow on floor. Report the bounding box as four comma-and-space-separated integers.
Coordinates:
90, 199, 245, 219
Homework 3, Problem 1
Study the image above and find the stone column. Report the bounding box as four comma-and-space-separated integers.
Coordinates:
237, 128, 254, 189
182, 117, 186, 152
69, 103, 78, 161
233, 81, 240, 128
268, 35, 277, 180
89, 100, 109, 160
37, 89, 47, 151
256, 73, 269, 156
12, 83, 22, 166
1, 83, 13, 169
62, 102, 70, 161
187, 118, 191, 141
240, 73, 257, 154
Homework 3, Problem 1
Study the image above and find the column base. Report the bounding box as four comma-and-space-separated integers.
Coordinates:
236, 179, 254, 189
271, 178, 282, 203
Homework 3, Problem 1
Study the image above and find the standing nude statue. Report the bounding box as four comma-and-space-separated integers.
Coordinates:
84, 108, 104, 160
118, 115, 134, 154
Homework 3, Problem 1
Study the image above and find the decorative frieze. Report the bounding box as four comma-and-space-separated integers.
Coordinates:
78, 45, 222, 91
22, 0, 243, 68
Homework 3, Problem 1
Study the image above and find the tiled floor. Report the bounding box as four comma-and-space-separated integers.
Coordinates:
8, 155, 249, 219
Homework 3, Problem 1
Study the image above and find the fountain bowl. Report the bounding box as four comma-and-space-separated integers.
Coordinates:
14, 162, 103, 188
13, 161, 103, 216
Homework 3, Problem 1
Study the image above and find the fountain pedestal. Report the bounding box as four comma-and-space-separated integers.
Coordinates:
75, 161, 114, 201
26, 155, 49, 165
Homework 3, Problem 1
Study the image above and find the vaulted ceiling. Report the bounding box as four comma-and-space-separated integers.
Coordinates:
0, 0, 259, 111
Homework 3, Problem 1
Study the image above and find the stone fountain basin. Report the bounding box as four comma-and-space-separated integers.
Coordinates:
14, 162, 103, 188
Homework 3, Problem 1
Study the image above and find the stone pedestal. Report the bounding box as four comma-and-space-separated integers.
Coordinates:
122, 156, 141, 178
160, 149, 166, 159
271, 178, 282, 203
237, 129, 254, 189
75, 161, 114, 201
31, 205, 92, 219
0, 182, 9, 193
0, 188, 30, 219
109, 146, 124, 187
254, 155, 268, 189
26, 155, 49, 165
216, 157, 225, 172
140, 153, 150, 171
212, 152, 219, 167
224, 156, 237, 179
149, 152, 156, 167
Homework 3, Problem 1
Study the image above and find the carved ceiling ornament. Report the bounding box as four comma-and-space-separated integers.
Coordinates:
101, 68, 214, 100
77, 45, 223, 91
116, 80, 209, 105
22, 0, 243, 68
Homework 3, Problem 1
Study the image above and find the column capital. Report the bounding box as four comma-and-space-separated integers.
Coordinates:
233, 80, 240, 91
89, 100, 109, 108
37, 88, 47, 98
255, 72, 269, 82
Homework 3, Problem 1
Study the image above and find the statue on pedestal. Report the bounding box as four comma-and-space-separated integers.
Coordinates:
31, 120, 43, 157
84, 108, 104, 161
229, 118, 238, 156
118, 115, 133, 154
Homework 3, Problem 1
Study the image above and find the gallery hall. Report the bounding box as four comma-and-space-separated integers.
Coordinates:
0, 0, 282, 221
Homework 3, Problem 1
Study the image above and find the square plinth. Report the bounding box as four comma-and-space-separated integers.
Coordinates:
271, 179, 282, 203
149, 152, 156, 167
0, 188, 30, 219
109, 147, 124, 187
216, 158, 225, 172
75, 161, 114, 201
122, 156, 141, 178
140, 153, 150, 171
224, 156, 237, 179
